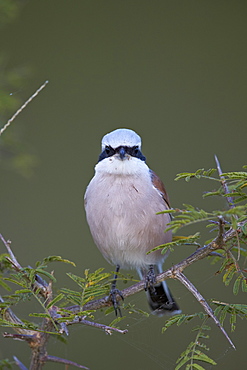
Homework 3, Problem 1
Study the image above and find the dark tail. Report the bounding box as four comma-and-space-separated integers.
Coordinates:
146, 280, 181, 316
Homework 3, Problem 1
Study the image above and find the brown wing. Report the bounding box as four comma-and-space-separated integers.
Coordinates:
149, 169, 170, 209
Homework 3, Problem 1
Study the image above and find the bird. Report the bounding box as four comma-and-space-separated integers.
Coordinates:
84, 128, 180, 316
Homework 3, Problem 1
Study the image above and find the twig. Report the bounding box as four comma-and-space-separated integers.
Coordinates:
41, 355, 89, 369
0, 234, 22, 270
3, 332, 35, 342
13, 356, 28, 370
48, 306, 69, 335
215, 155, 235, 209
215, 155, 242, 260
66, 316, 128, 335
0, 80, 49, 136
174, 271, 235, 349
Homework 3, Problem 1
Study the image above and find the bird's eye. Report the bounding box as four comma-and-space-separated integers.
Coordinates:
105, 146, 111, 154
133, 146, 139, 155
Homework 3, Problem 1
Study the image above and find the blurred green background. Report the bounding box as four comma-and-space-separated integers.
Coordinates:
0, 1, 246, 369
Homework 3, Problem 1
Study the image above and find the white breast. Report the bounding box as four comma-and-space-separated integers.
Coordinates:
84, 156, 172, 269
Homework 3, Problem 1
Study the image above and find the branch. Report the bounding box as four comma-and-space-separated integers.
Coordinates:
0, 80, 49, 136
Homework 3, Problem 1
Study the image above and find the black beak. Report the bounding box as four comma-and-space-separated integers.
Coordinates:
118, 146, 126, 160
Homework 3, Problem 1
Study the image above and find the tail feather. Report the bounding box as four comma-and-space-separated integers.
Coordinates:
146, 280, 181, 316
138, 264, 181, 316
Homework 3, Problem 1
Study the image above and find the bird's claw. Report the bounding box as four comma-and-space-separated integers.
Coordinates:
109, 288, 124, 316
145, 265, 156, 293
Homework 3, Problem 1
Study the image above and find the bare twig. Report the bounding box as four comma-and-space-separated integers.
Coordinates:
13, 356, 28, 370
174, 271, 235, 349
0, 235, 22, 270
3, 332, 35, 342
41, 355, 89, 369
215, 155, 235, 209
215, 155, 242, 260
0, 81, 49, 136
66, 316, 128, 335
48, 306, 69, 335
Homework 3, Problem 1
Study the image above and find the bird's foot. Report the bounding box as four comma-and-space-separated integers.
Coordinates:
145, 265, 156, 293
109, 288, 124, 316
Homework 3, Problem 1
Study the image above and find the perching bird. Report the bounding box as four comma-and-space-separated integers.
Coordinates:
84, 128, 180, 316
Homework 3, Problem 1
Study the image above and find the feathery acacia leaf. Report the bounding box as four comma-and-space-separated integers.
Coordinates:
213, 301, 247, 332
173, 317, 216, 369
148, 233, 201, 254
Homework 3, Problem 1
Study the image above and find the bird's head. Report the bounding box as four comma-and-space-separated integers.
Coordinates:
98, 128, 146, 162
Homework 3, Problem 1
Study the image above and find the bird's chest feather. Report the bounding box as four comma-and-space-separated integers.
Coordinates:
85, 171, 171, 267
103, 176, 148, 216
85, 172, 167, 235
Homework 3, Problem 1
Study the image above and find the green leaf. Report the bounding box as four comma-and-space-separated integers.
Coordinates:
191, 364, 207, 370
219, 306, 228, 326
46, 293, 64, 309
3, 278, 27, 287
15, 289, 31, 294
175, 168, 218, 182
35, 268, 57, 282
242, 279, 247, 292
66, 272, 86, 288
42, 255, 76, 267
60, 287, 80, 296
203, 190, 221, 198
29, 313, 51, 318
150, 233, 201, 254
175, 354, 191, 370
223, 264, 236, 286
222, 171, 247, 180
203, 168, 217, 177
230, 311, 237, 332
241, 223, 247, 235
0, 279, 11, 292
192, 353, 216, 365
233, 276, 241, 295
0, 358, 13, 369
108, 316, 126, 328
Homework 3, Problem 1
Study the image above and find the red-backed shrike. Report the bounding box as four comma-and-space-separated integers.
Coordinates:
84, 128, 180, 316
